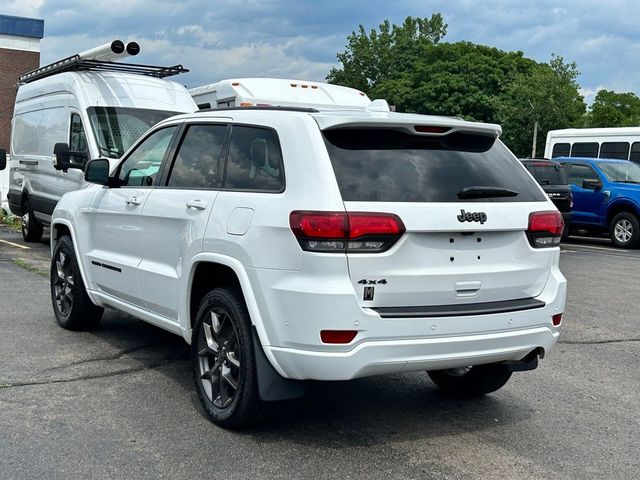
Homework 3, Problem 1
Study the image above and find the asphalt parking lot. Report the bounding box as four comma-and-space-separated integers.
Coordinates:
1, 227, 638, 480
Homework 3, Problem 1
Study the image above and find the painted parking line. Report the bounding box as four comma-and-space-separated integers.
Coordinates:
0, 238, 31, 250
562, 243, 630, 253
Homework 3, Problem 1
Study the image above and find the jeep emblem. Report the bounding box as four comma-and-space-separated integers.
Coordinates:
457, 209, 487, 224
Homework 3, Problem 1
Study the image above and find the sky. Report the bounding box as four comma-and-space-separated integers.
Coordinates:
2, 0, 639, 104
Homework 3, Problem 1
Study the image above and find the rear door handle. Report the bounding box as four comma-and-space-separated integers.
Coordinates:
186, 199, 208, 210
125, 196, 142, 206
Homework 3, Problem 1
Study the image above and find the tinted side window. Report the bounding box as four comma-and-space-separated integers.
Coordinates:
117, 126, 176, 187
551, 143, 570, 158
567, 164, 598, 186
600, 142, 629, 160
571, 142, 599, 158
69, 114, 87, 152
167, 124, 228, 188
630, 142, 640, 163
224, 126, 284, 192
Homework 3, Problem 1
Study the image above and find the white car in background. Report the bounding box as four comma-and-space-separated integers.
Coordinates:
49, 102, 566, 429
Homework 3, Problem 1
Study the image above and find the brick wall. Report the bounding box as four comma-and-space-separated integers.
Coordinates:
0, 47, 39, 152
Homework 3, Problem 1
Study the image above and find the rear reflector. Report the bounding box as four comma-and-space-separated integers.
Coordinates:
552, 313, 562, 326
321, 330, 358, 344
290, 211, 405, 253
527, 211, 564, 248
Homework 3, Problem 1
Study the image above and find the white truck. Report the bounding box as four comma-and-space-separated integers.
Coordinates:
1, 41, 197, 241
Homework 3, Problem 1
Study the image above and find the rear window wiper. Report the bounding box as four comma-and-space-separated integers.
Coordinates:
457, 186, 519, 199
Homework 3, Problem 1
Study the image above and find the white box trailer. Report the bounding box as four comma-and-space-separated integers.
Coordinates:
189, 78, 373, 110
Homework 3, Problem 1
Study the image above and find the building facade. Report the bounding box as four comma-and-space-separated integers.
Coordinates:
0, 14, 44, 152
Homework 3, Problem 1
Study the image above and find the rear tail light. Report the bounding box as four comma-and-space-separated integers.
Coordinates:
527, 211, 564, 248
320, 330, 358, 344
289, 211, 405, 253
552, 313, 562, 326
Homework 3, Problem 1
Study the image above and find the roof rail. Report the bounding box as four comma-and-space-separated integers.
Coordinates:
198, 105, 320, 113
19, 55, 188, 84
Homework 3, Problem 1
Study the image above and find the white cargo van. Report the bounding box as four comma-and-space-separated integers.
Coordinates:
2, 42, 197, 241
189, 78, 372, 110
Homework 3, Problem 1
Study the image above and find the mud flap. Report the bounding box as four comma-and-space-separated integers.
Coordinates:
251, 327, 306, 401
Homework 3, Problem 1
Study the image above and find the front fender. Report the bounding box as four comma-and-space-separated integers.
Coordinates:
49, 217, 99, 306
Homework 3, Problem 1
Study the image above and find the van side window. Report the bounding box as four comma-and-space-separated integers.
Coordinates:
600, 142, 629, 160
69, 114, 87, 153
630, 142, 640, 163
224, 126, 284, 192
167, 124, 228, 188
551, 143, 570, 158
570, 142, 599, 158
117, 126, 177, 187
567, 164, 598, 187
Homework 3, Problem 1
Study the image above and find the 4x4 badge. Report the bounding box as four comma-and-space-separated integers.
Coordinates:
457, 209, 487, 224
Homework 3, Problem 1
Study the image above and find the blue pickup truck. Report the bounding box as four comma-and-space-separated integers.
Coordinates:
555, 157, 640, 248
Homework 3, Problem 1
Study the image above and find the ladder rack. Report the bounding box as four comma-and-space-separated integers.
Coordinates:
19, 55, 188, 84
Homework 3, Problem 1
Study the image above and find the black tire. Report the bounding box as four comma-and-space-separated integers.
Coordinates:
428, 363, 512, 397
50, 235, 103, 330
610, 212, 640, 248
21, 198, 43, 243
561, 223, 571, 241
192, 288, 267, 429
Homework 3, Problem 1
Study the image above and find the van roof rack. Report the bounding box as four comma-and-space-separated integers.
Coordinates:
19, 55, 188, 84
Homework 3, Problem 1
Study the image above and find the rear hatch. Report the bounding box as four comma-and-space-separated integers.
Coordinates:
522, 160, 572, 213
320, 123, 557, 311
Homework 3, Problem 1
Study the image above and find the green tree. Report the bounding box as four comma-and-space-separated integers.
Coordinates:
498, 55, 586, 157
328, 16, 587, 157
583, 90, 640, 127
326, 14, 447, 93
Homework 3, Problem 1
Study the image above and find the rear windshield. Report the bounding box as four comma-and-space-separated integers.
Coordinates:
323, 128, 546, 202
522, 163, 568, 185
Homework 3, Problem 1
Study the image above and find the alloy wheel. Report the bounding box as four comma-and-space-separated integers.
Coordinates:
197, 309, 241, 409
614, 219, 633, 243
52, 251, 74, 316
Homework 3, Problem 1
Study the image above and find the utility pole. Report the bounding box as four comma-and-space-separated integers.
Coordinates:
531, 120, 539, 158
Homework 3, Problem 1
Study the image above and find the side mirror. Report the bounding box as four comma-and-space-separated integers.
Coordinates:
53, 143, 70, 170
0, 148, 6, 171
53, 143, 89, 171
84, 158, 110, 185
582, 178, 603, 190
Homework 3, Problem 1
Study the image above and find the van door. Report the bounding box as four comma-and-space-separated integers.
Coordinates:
85, 125, 178, 304
44, 111, 88, 221
138, 122, 229, 321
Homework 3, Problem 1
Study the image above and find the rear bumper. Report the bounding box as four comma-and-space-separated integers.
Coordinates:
255, 265, 566, 381
267, 325, 558, 380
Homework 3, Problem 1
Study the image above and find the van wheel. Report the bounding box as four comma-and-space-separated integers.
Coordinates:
192, 288, 267, 429
428, 364, 512, 396
610, 212, 640, 248
50, 235, 103, 330
21, 198, 43, 243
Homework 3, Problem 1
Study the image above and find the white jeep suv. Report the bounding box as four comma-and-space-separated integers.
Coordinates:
50, 106, 566, 428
